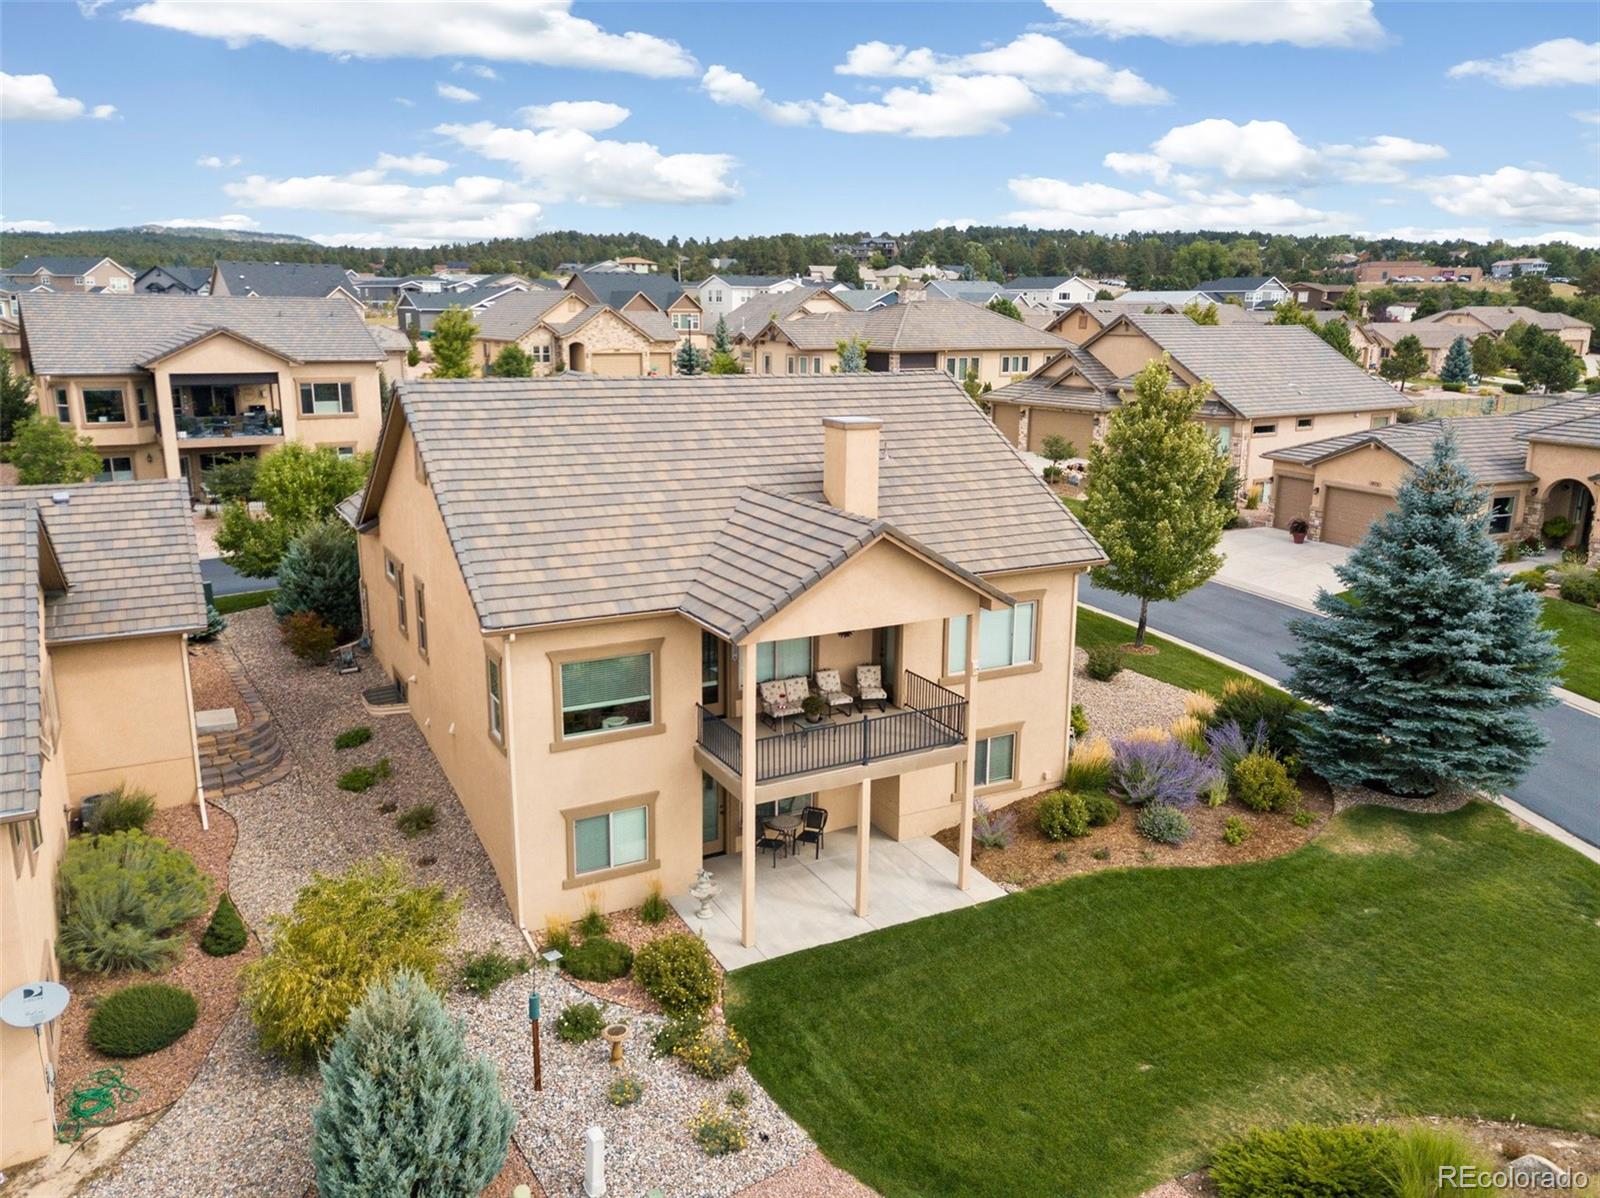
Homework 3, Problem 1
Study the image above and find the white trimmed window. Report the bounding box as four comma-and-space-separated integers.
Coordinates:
136, 387, 150, 421
1488, 495, 1515, 535
947, 602, 1036, 674
1296, 417, 1314, 431
945, 356, 980, 378
486, 657, 504, 742
97, 456, 134, 482
975, 733, 1016, 786
560, 652, 653, 738
574, 805, 648, 876
414, 580, 427, 657
671, 312, 700, 331
1001, 355, 1030, 373
298, 381, 354, 415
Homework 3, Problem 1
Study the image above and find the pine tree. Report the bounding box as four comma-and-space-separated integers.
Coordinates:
712, 314, 732, 355
675, 338, 707, 375
1285, 434, 1558, 796
1083, 358, 1229, 647
836, 336, 867, 373
429, 307, 479, 379
313, 971, 514, 1198
1470, 334, 1501, 379
1439, 335, 1473, 384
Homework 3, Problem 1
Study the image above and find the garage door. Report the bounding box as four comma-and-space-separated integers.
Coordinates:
1272, 474, 1314, 530
1320, 486, 1395, 547
1027, 409, 1095, 457
590, 352, 641, 377
648, 352, 672, 375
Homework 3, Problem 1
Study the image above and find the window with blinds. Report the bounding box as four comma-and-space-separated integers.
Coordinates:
975, 733, 1016, 786
574, 805, 649, 875
946, 602, 1036, 674
755, 637, 812, 683
561, 651, 653, 737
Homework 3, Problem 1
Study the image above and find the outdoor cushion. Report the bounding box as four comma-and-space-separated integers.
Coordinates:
759, 679, 802, 717
784, 676, 811, 703
814, 670, 853, 708
855, 665, 888, 701
758, 679, 789, 705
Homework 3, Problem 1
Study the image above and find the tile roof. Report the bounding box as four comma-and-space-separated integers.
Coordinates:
357, 374, 1103, 634
1209, 305, 1275, 325
213, 260, 355, 298
725, 284, 835, 339
832, 288, 897, 311
572, 269, 690, 311
472, 289, 576, 340
8, 481, 208, 643
0, 502, 41, 819
1416, 306, 1592, 333
769, 299, 1074, 353
6, 255, 121, 276
1364, 321, 1472, 349
20, 293, 385, 374
135, 265, 213, 292
1519, 409, 1600, 450
368, 324, 412, 352
398, 283, 523, 312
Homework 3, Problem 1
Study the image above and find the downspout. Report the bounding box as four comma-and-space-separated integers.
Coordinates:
503, 632, 528, 942
179, 634, 209, 832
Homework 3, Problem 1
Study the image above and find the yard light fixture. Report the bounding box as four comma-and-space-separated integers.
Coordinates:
528, 990, 544, 1091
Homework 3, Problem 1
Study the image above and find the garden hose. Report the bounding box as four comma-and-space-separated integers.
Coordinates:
57, 1068, 140, 1142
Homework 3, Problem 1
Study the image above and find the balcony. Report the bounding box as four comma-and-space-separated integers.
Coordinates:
696, 671, 966, 785
172, 412, 284, 443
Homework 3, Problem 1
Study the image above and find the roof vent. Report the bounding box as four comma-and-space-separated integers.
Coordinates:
51, 491, 71, 505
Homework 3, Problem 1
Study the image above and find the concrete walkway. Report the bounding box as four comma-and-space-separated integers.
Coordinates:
1213, 526, 1350, 611
671, 828, 1005, 969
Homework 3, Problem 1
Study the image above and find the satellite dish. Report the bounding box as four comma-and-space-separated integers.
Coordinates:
0, 981, 70, 1029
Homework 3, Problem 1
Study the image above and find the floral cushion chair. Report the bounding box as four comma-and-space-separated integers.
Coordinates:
759, 678, 803, 729
813, 670, 854, 719
854, 665, 888, 711
783, 675, 812, 716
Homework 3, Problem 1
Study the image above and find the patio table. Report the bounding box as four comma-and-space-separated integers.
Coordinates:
768, 813, 802, 853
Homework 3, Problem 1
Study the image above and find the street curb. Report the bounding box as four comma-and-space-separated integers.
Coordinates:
1079, 603, 1286, 690
1493, 795, 1600, 863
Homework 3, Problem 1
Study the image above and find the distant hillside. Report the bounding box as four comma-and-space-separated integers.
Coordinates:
119, 224, 318, 245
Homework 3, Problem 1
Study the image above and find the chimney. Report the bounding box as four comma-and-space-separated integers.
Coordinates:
822, 416, 881, 518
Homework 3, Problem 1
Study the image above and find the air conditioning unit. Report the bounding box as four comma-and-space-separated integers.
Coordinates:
76, 792, 109, 832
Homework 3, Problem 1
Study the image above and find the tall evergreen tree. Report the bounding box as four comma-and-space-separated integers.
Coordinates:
1285, 434, 1558, 796
1083, 358, 1229, 647
712, 314, 732, 355
1470, 333, 1502, 378
836, 336, 868, 373
675, 338, 707, 375
429, 307, 478, 379
1518, 328, 1582, 394
313, 971, 513, 1198
1439, 335, 1473, 384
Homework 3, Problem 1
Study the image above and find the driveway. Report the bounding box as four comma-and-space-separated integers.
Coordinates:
1214, 526, 1350, 610
200, 556, 273, 597
1080, 576, 1600, 850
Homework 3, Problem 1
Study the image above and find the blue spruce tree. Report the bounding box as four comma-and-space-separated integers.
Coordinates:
1285, 433, 1559, 795
1439, 335, 1473, 385
313, 970, 514, 1198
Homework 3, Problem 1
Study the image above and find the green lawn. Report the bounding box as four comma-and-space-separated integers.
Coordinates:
1076, 606, 1289, 700
1062, 495, 1087, 521
213, 588, 276, 615
1543, 596, 1600, 701
730, 805, 1600, 1198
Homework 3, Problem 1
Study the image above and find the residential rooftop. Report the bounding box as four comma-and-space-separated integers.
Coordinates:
761, 299, 1073, 353
212, 259, 356, 299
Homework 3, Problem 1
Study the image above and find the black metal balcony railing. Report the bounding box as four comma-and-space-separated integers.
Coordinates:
697, 671, 967, 784
173, 413, 284, 439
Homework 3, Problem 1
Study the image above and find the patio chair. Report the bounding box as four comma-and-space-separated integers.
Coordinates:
755, 819, 788, 867
782, 675, 812, 716
758, 679, 803, 729
812, 670, 854, 720
794, 806, 828, 859
854, 665, 888, 712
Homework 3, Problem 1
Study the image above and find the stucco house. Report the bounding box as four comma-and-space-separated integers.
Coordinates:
694, 274, 789, 322
133, 265, 213, 295
1266, 396, 1600, 551
0, 480, 207, 1170
2, 256, 136, 294
471, 290, 679, 376
1416, 306, 1591, 358
340, 374, 1103, 951
18, 293, 386, 498
1046, 301, 1179, 344
396, 281, 529, 337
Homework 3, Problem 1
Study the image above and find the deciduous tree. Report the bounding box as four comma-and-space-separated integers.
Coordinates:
10, 413, 100, 485
1517, 328, 1582, 393
986, 295, 1023, 322
1378, 334, 1428, 391
489, 344, 534, 378
428, 307, 478, 379
215, 444, 369, 577
0, 347, 34, 443
1470, 333, 1502, 378
1181, 300, 1219, 325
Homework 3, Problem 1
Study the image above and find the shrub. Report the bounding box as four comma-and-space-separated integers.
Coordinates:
688, 1100, 747, 1156
313, 971, 513, 1198
1205, 719, 1268, 779
1082, 792, 1119, 828
281, 610, 337, 662
1124, 725, 1170, 745
555, 1002, 605, 1043
1556, 567, 1600, 606
58, 831, 210, 973
1134, 801, 1192, 845
1508, 569, 1551, 591
561, 936, 633, 982
271, 521, 361, 637
1037, 790, 1090, 841
725, 1087, 748, 1109
1502, 381, 1527, 395
1169, 715, 1206, 754
1222, 815, 1252, 847
1070, 703, 1088, 738
1063, 736, 1113, 792
1542, 515, 1575, 544
1211, 1123, 1397, 1197
243, 856, 461, 1062
396, 804, 436, 838
1232, 751, 1299, 813
542, 915, 573, 957
1292, 807, 1316, 829
201, 892, 248, 956
1440, 380, 1465, 392
191, 602, 228, 643
1587, 377, 1600, 394
457, 949, 529, 997
675, 1025, 750, 1080
608, 1074, 645, 1107
650, 1014, 704, 1060
638, 881, 671, 926
88, 983, 199, 1057
1498, 539, 1524, 563
1385, 1124, 1499, 1196
1085, 642, 1124, 681
87, 784, 156, 834
1211, 678, 1301, 756
972, 798, 1015, 850
1042, 464, 1063, 484
634, 933, 718, 1019
333, 726, 372, 751
337, 758, 392, 792
575, 901, 609, 939
1110, 738, 1220, 808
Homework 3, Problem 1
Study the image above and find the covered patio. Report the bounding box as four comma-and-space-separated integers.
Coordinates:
670, 828, 1005, 969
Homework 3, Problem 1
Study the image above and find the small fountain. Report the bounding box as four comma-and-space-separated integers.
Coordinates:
689, 868, 719, 920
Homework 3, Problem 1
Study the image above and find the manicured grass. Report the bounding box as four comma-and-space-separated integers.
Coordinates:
1542, 596, 1600, 701
213, 589, 276, 615
730, 804, 1600, 1198
1062, 496, 1087, 521
1076, 606, 1289, 700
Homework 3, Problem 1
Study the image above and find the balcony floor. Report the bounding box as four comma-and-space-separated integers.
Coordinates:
670, 827, 1004, 969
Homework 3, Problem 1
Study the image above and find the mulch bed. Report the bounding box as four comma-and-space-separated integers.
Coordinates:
934, 777, 1334, 890
553, 902, 726, 1017
54, 804, 258, 1126
188, 641, 251, 727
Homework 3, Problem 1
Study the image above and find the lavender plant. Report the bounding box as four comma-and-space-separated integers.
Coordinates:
1110, 737, 1221, 808
1204, 719, 1268, 779
973, 798, 1016, 850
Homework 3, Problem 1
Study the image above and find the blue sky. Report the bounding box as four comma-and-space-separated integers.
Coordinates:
2, 1, 1597, 247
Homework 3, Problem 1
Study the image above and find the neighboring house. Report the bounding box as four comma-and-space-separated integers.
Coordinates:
694, 274, 788, 322
395, 281, 529, 337
1046, 302, 1179, 344
614, 257, 658, 274
1266, 396, 1600, 551
741, 299, 1072, 387
2, 256, 136, 294
986, 313, 1409, 491
829, 237, 899, 261
1006, 276, 1100, 307
18, 293, 386, 498
1417, 306, 1592, 358
1192, 276, 1290, 310
831, 288, 900, 312
724, 284, 852, 359
1362, 321, 1469, 374
550, 303, 680, 375
350, 273, 474, 306
368, 323, 418, 381
1354, 260, 1482, 285
565, 269, 706, 347
0, 481, 207, 1170
1385, 303, 1419, 322
209, 260, 362, 307
341, 373, 1103, 951
1308, 310, 1376, 369
1491, 257, 1549, 280
1116, 289, 1221, 307
133, 265, 212, 295
1290, 282, 1358, 311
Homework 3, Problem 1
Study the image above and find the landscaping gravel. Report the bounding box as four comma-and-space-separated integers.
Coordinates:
1071, 647, 1192, 742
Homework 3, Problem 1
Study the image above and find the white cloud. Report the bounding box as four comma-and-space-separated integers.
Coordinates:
375, 151, 450, 174
1448, 38, 1600, 88
518, 100, 631, 132
935, 218, 976, 230
435, 121, 739, 204
700, 67, 812, 126
161, 213, 261, 230
394, 97, 416, 108
1, 218, 67, 233
1419, 165, 1600, 230
196, 153, 242, 168
436, 82, 479, 103
1006, 174, 1346, 234
1, 72, 116, 120
1043, 0, 1384, 47
1574, 109, 1600, 125
1324, 134, 1449, 184
455, 62, 499, 80
1106, 118, 1446, 186
122, 0, 698, 77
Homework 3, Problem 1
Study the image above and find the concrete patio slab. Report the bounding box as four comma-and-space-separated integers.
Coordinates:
671, 827, 1005, 969
1213, 526, 1351, 610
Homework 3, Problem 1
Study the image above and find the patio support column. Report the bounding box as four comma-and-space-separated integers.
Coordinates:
854, 779, 870, 916
739, 644, 758, 948
957, 602, 980, 891
153, 369, 180, 482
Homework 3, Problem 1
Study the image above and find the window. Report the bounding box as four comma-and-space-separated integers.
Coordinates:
485, 656, 504, 743
98, 456, 134, 482
384, 554, 399, 584
762, 353, 772, 374
82, 388, 126, 423
1488, 495, 1515, 535
298, 381, 354, 416
54, 388, 70, 423
573, 805, 649, 876
974, 733, 1016, 787
945, 356, 979, 379
135, 387, 150, 421
787, 356, 796, 375
708, 289, 724, 306
946, 602, 1037, 674
671, 312, 700, 331
1251, 422, 1278, 436
560, 652, 653, 738
336, 446, 356, 459
414, 580, 427, 657
1370, 415, 1391, 429
812, 356, 822, 375
756, 795, 806, 822
701, 630, 720, 706
531, 343, 552, 363
1001, 355, 1030, 374
1214, 425, 1232, 454
1295, 417, 1314, 431
393, 563, 407, 633
755, 637, 811, 684
107, 276, 130, 293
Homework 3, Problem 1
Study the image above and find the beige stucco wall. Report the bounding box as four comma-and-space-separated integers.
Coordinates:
51, 635, 199, 809
1081, 324, 1168, 380
35, 373, 162, 456
1525, 442, 1600, 496
1240, 410, 1381, 487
